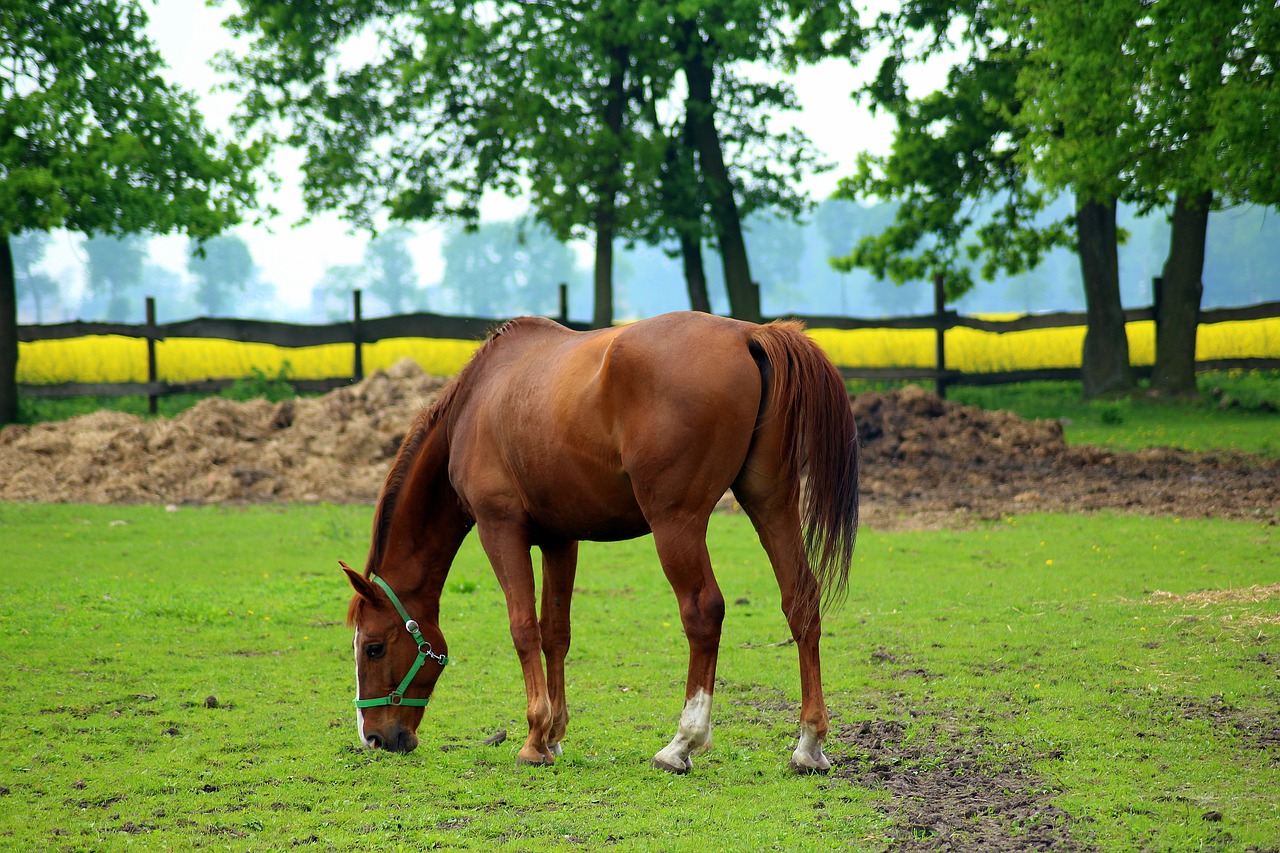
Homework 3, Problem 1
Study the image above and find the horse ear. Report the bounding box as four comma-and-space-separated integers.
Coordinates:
340, 561, 379, 602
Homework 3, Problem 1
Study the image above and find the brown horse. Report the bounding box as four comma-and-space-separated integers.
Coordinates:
343, 311, 859, 773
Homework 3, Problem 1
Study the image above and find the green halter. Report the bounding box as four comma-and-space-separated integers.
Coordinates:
353, 574, 449, 709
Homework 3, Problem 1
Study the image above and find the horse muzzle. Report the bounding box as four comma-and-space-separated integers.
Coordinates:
363, 724, 418, 754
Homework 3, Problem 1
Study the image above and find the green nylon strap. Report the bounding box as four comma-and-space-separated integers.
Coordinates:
353, 574, 449, 709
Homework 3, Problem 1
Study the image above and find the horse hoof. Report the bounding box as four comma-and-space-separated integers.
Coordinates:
789, 759, 831, 775
651, 755, 692, 774
789, 751, 832, 775
516, 750, 554, 767
549, 742, 563, 758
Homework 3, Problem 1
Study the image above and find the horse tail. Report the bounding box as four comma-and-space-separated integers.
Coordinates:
748, 320, 860, 613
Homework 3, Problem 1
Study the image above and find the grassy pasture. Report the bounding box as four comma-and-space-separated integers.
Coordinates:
0, 504, 1276, 851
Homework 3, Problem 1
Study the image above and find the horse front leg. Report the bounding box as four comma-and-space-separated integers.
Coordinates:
650, 521, 724, 774
478, 523, 557, 766
539, 539, 578, 758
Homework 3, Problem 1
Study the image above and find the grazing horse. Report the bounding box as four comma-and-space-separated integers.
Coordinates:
343, 311, 859, 773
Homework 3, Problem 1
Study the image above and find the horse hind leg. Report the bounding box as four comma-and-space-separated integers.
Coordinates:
733, 480, 832, 774
648, 517, 724, 774
539, 539, 578, 758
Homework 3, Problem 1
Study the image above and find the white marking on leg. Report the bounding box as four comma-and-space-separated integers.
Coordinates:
653, 688, 713, 772
790, 721, 831, 772
353, 635, 368, 747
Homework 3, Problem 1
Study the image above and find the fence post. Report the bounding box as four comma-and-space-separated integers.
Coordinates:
558, 283, 569, 325
933, 273, 948, 398
145, 296, 159, 415
352, 289, 364, 383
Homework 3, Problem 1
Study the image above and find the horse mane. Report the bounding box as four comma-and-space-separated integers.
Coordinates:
347, 320, 525, 626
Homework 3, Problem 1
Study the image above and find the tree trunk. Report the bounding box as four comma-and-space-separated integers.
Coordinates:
592, 48, 628, 330
1076, 196, 1134, 399
592, 211, 615, 330
680, 233, 711, 313
0, 232, 18, 424
663, 115, 711, 314
1152, 190, 1211, 396
681, 27, 759, 323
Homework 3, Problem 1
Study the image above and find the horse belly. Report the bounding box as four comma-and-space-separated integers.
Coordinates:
518, 452, 651, 542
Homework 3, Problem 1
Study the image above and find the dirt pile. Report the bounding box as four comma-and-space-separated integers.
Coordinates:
1, 367, 1276, 524
0, 359, 447, 505
852, 387, 1280, 525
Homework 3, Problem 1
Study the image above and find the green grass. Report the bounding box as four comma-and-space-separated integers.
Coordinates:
1, 504, 1276, 851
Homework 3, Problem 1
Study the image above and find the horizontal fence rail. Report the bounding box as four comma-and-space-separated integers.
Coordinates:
16, 283, 1280, 406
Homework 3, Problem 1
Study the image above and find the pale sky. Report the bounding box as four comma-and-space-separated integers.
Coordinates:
46, 2, 949, 314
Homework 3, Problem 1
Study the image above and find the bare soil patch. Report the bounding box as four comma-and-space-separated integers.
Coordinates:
2, 364, 1277, 528
830, 719, 1090, 851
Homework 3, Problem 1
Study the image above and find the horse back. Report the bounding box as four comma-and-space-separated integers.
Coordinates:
447, 313, 766, 539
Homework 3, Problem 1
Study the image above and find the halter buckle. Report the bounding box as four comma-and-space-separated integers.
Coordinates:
405, 619, 420, 635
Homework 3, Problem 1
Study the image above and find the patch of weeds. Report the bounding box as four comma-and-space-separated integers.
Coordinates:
1091, 400, 1127, 425
221, 362, 297, 403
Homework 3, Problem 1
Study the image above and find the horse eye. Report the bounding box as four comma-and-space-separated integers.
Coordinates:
364, 643, 385, 660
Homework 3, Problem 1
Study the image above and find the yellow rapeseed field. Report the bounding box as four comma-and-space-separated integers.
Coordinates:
16, 316, 1280, 385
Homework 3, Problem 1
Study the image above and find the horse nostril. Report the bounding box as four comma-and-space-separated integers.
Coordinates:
365, 733, 384, 750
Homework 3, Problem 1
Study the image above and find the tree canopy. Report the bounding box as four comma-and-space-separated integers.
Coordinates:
1, 0, 263, 422
222, 0, 822, 325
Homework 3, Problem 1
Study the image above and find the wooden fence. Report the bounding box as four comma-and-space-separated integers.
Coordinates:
17, 279, 1280, 408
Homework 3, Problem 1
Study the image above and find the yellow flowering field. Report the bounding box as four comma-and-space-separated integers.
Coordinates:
18, 336, 483, 384
16, 316, 1280, 385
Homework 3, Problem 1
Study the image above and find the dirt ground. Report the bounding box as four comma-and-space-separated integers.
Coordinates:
2, 360, 1277, 526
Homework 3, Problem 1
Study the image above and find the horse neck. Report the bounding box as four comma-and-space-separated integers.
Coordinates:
373, 419, 471, 625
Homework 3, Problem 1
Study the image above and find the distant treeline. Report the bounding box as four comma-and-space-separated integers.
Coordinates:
13, 197, 1280, 328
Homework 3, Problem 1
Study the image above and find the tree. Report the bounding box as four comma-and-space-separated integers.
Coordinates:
818, 1, 1133, 397
0, 0, 261, 422
364, 228, 421, 316
223, 1, 818, 327
312, 262, 366, 322
11, 232, 59, 323
439, 219, 578, 318
187, 233, 255, 317
84, 234, 147, 322
1015, 0, 1280, 394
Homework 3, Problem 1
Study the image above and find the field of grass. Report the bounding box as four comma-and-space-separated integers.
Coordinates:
0, 503, 1276, 851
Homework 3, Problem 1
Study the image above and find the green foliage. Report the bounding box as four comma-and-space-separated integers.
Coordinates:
0, 505, 1276, 850
827, 4, 1074, 301
15, 392, 206, 424
221, 0, 819, 280
1, 0, 266, 424
0, 0, 263, 240
1013, 0, 1280, 208
219, 362, 297, 403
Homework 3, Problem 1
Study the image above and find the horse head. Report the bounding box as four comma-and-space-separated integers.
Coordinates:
343, 563, 449, 753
